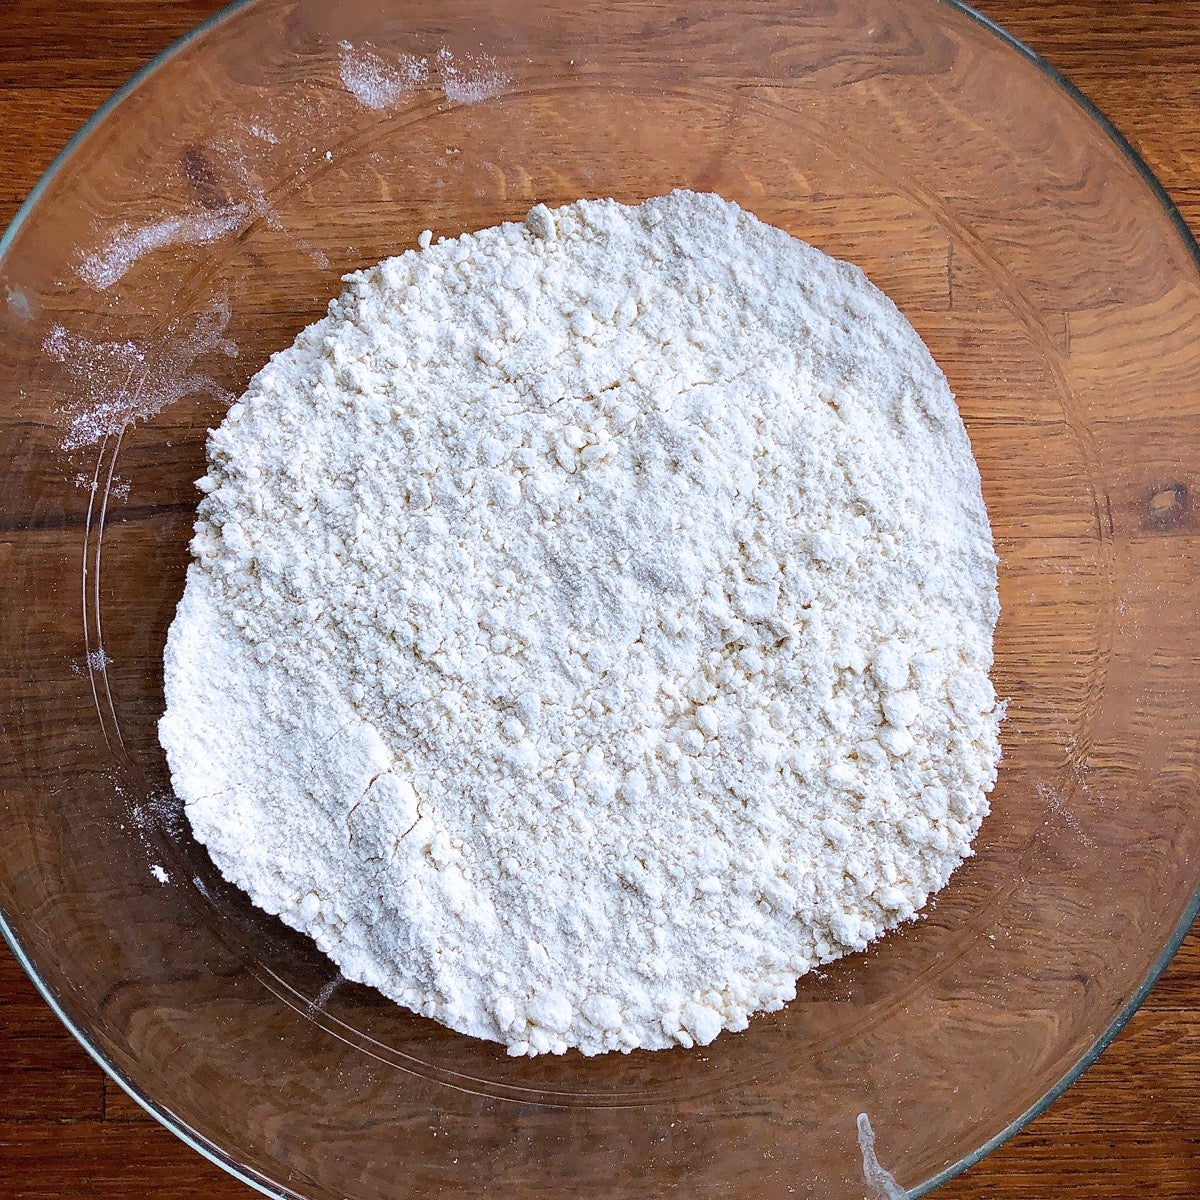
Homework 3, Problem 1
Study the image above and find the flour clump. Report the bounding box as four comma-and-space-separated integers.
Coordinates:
160, 191, 1002, 1056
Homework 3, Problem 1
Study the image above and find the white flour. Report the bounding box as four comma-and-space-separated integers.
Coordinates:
160, 191, 1001, 1056
434, 47, 508, 105
79, 205, 247, 290
46, 294, 233, 449
857, 1114, 906, 1200
337, 41, 429, 110
338, 42, 508, 110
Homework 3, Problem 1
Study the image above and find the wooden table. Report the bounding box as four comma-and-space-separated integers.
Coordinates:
1, 1, 1196, 1196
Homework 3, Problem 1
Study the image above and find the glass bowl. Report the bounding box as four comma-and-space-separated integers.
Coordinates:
2, 1, 1198, 1197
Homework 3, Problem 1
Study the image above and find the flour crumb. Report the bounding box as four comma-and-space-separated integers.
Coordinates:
161, 191, 1001, 1057
150, 864, 170, 885
87, 648, 111, 672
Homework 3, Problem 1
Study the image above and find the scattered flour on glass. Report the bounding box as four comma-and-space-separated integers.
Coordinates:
308, 974, 342, 1015
337, 41, 507, 109
44, 294, 232, 449
1036, 779, 1096, 849
78, 205, 247, 291
435, 46, 508, 105
87, 648, 112, 673
73, 471, 130, 501
5, 284, 33, 321
857, 1114, 907, 1200
338, 41, 429, 109
132, 788, 186, 841
218, 148, 330, 271
160, 191, 1002, 1058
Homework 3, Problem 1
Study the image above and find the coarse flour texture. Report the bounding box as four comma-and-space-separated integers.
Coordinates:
161, 191, 1001, 1057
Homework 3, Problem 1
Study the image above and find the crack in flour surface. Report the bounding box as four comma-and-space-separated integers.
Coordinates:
160, 191, 1001, 1057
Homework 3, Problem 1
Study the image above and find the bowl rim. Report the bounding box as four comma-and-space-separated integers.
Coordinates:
1, 1, 1198, 1197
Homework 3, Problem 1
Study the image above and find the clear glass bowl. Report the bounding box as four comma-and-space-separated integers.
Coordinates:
2, 1, 1198, 1197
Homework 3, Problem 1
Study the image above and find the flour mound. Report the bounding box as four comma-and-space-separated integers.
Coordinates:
160, 191, 1001, 1057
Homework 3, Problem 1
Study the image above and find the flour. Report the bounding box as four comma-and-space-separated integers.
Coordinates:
160, 191, 1001, 1057
337, 42, 509, 109
857, 1114, 906, 1200
338, 41, 429, 110
79, 205, 247, 290
434, 47, 508, 105
46, 294, 233, 449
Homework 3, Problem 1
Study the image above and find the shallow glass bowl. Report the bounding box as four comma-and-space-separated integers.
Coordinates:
1, 1, 1198, 1197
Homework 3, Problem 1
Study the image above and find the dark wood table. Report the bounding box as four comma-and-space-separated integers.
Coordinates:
1, 2, 1197, 1196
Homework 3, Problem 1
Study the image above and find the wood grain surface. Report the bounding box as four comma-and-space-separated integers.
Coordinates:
1, 1, 1197, 1197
